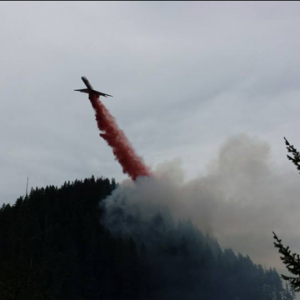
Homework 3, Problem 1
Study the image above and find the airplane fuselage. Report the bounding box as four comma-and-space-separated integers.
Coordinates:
82, 77, 93, 90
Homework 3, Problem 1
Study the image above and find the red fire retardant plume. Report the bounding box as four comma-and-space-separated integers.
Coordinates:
88, 94, 151, 181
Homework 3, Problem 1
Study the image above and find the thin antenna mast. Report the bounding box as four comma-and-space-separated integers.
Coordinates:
26, 177, 29, 197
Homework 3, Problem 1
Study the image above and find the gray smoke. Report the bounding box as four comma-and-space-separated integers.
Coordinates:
101, 133, 300, 272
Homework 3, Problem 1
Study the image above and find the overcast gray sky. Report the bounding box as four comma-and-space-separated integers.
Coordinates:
1, 1, 300, 275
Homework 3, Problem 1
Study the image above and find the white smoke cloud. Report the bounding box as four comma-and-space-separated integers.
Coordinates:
101, 134, 300, 272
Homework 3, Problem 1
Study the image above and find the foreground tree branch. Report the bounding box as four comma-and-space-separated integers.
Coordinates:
273, 232, 300, 292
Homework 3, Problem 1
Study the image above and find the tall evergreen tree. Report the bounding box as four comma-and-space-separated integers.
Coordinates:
273, 138, 300, 293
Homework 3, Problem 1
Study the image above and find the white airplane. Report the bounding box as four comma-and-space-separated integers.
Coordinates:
75, 77, 112, 98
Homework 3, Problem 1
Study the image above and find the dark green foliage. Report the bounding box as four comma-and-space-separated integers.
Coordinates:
284, 137, 300, 173
0, 176, 294, 299
273, 232, 300, 292
0, 177, 134, 300
272, 138, 300, 293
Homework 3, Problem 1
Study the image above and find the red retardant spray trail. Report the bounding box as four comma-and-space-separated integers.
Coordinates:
88, 94, 151, 181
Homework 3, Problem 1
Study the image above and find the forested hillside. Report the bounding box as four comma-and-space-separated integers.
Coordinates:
0, 177, 295, 299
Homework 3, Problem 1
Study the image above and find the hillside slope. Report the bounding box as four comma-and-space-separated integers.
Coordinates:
0, 177, 295, 300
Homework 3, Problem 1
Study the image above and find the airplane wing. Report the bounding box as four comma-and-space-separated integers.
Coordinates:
74, 88, 112, 97
74, 89, 89, 93
94, 91, 113, 97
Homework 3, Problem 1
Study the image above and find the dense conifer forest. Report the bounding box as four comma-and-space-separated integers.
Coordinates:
0, 177, 295, 299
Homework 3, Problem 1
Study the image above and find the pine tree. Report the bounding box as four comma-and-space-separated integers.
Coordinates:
273, 138, 300, 293
273, 232, 300, 292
